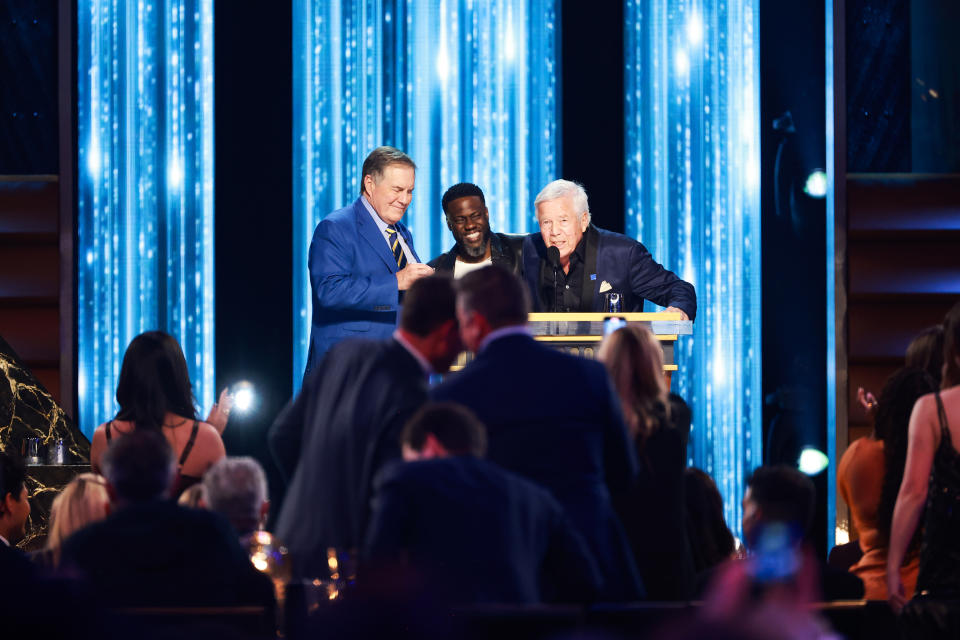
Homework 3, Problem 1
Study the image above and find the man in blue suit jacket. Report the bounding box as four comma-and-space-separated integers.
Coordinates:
431, 265, 645, 601
364, 402, 600, 604
523, 179, 696, 320
306, 146, 435, 376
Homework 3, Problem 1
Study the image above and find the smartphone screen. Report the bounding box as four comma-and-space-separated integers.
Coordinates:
603, 316, 627, 336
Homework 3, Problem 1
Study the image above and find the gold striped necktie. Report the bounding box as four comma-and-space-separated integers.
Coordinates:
385, 226, 407, 269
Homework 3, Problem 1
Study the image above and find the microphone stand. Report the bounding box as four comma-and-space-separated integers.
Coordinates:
547, 246, 563, 312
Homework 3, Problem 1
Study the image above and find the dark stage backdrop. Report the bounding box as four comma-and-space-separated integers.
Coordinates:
560, 0, 624, 234
214, 0, 293, 523
760, 0, 828, 556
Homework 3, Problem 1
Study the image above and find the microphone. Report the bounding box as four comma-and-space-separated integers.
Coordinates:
547, 246, 562, 311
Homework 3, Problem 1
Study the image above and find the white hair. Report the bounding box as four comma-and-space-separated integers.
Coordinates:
202, 457, 267, 524
533, 179, 591, 224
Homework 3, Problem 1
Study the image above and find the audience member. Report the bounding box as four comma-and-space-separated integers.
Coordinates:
0, 451, 33, 581
905, 325, 944, 388
60, 429, 275, 610
269, 275, 461, 579
177, 483, 205, 508
363, 402, 600, 604
887, 300, 960, 637
431, 265, 643, 600
742, 465, 863, 601
599, 325, 695, 599
838, 368, 935, 599
684, 468, 736, 584
34, 473, 110, 569
89, 331, 227, 498
202, 457, 269, 537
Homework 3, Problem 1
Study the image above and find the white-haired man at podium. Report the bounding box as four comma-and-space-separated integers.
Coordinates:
521, 179, 696, 319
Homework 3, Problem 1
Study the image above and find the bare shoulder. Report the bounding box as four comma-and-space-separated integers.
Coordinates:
196, 420, 224, 443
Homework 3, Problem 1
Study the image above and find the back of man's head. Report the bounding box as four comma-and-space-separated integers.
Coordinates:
745, 465, 815, 540
456, 264, 530, 330
401, 402, 488, 458
102, 429, 176, 503
202, 457, 268, 535
399, 275, 457, 337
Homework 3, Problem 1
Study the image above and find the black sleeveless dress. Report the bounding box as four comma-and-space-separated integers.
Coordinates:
915, 392, 960, 597
901, 393, 960, 639
105, 420, 203, 498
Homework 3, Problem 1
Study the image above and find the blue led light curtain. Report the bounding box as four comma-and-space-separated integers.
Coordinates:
625, 1, 761, 533
293, 0, 559, 386
77, 0, 215, 437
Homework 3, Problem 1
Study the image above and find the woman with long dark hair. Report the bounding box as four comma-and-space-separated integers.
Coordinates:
887, 300, 960, 636
683, 467, 735, 577
838, 367, 935, 599
89, 331, 229, 498
599, 325, 695, 599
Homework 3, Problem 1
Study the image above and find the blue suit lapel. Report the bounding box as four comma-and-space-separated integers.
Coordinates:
355, 200, 399, 272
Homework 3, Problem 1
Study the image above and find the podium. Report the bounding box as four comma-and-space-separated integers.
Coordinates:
527, 312, 692, 388
451, 312, 692, 389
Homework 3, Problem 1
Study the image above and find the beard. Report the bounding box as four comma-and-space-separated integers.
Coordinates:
458, 226, 491, 259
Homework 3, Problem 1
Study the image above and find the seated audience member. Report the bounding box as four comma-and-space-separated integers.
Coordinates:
428, 183, 523, 278
431, 265, 643, 600
684, 468, 736, 588
599, 325, 695, 599
202, 457, 290, 598
202, 457, 269, 537
60, 429, 275, 609
742, 465, 864, 600
363, 402, 600, 604
177, 483, 205, 508
89, 331, 228, 498
521, 179, 696, 319
0, 451, 33, 581
839, 367, 935, 600
33, 473, 110, 569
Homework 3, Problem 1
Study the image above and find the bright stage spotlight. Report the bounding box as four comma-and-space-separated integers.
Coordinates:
798, 447, 829, 476
804, 170, 827, 198
231, 381, 256, 415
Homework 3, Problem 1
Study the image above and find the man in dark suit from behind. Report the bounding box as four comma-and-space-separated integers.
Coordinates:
427, 183, 523, 278
270, 275, 462, 579
363, 402, 600, 604
60, 429, 275, 609
431, 265, 644, 600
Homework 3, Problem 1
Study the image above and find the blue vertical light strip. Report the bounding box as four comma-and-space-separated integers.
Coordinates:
292, 0, 558, 387
625, 0, 761, 536
824, 0, 838, 549
77, 0, 215, 437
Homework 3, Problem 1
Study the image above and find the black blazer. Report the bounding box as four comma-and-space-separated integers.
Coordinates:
270, 338, 428, 578
431, 333, 644, 600
59, 500, 275, 608
428, 232, 524, 275
364, 456, 601, 604
521, 225, 697, 320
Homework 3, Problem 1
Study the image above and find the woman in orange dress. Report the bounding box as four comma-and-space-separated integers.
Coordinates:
839, 367, 935, 599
